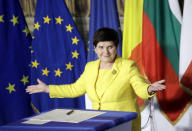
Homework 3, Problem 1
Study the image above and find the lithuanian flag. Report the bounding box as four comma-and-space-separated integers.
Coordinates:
122, 0, 191, 124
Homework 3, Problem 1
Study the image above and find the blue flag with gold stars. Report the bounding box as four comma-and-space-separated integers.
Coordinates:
0, 0, 33, 125
87, 0, 122, 62
31, 0, 86, 112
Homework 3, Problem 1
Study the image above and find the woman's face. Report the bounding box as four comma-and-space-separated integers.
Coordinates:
94, 41, 117, 63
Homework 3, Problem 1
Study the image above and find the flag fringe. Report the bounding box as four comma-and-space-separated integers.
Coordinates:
180, 83, 192, 96
159, 99, 191, 125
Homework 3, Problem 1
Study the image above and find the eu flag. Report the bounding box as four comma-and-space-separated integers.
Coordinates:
0, 0, 33, 125
87, 0, 122, 62
31, 0, 86, 112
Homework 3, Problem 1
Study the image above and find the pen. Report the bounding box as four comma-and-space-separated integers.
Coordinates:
66, 110, 74, 115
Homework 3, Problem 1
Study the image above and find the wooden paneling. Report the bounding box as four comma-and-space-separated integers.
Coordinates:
19, 0, 125, 17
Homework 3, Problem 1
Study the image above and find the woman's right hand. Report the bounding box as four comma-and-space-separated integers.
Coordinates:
26, 79, 49, 94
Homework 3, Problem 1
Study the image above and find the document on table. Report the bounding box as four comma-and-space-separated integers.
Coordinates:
23, 109, 105, 124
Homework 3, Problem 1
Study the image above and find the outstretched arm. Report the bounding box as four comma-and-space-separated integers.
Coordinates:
26, 79, 49, 94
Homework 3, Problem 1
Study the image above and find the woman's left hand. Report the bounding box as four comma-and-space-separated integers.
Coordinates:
148, 80, 166, 95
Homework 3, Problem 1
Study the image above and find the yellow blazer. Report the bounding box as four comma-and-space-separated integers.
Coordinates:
49, 57, 152, 131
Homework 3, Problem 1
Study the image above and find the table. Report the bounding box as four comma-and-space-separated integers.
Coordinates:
0, 109, 137, 131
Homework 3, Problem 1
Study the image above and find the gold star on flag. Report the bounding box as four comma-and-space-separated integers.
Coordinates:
66, 62, 74, 71
54, 68, 62, 77
66, 24, 73, 32
0, 15, 4, 23
23, 26, 30, 36
42, 67, 50, 76
43, 15, 51, 24
34, 22, 40, 30
55, 16, 63, 24
72, 50, 79, 59
10, 15, 19, 26
72, 36, 79, 45
20, 75, 29, 85
6, 83, 16, 94
32, 60, 39, 68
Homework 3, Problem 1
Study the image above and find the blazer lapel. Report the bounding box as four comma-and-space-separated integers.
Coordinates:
88, 59, 100, 101
98, 57, 120, 99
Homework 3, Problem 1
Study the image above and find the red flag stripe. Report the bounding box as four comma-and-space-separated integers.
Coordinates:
181, 61, 192, 94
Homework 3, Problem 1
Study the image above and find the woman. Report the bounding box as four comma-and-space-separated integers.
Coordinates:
26, 28, 166, 131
